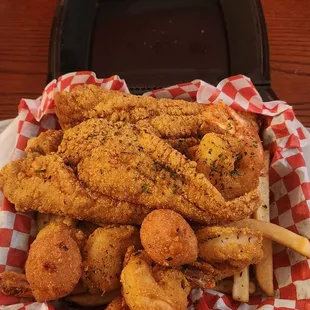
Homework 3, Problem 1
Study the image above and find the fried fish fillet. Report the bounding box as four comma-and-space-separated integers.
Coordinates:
0, 153, 151, 225
59, 119, 260, 224
54, 85, 260, 141
0, 119, 260, 225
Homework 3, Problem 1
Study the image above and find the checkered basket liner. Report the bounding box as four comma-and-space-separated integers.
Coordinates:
0, 72, 309, 310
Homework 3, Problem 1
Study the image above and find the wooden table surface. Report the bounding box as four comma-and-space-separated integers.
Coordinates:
0, 0, 309, 126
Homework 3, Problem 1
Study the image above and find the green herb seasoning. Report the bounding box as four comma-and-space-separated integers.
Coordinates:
141, 184, 152, 194
34, 169, 46, 173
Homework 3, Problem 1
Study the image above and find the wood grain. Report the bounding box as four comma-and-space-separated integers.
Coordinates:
0, 0, 309, 127
261, 0, 310, 127
0, 0, 57, 120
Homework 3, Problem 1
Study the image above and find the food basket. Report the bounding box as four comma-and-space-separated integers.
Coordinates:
0, 71, 309, 310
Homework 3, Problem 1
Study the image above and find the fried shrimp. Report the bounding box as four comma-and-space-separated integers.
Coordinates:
0, 271, 33, 298
196, 226, 263, 268
121, 251, 191, 310
141, 210, 198, 267
82, 226, 141, 294
25, 223, 82, 302
195, 133, 264, 199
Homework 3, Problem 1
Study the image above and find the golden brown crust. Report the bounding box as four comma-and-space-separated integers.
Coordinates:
54, 86, 260, 144
141, 210, 198, 267
82, 226, 141, 294
0, 153, 151, 225
195, 133, 264, 199
165, 137, 200, 156
196, 226, 263, 268
25, 130, 63, 155
121, 251, 191, 310
54, 85, 206, 132
58, 119, 260, 224
25, 223, 82, 301
0, 120, 261, 225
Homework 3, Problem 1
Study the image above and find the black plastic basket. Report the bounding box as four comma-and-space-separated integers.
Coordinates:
48, 0, 277, 100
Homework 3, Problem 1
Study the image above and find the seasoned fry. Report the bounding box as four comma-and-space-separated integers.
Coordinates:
254, 150, 270, 222
230, 219, 310, 258
253, 151, 274, 296
232, 267, 250, 302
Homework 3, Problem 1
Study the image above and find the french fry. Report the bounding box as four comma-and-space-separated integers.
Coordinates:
256, 238, 274, 296
253, 151, 274, 296
230, 219, 310, 258
254, 151, 270, 222
215, 279, 256, 295
231, 152, 271, 301
65, 289, 120, 307
232, 268, 250, 302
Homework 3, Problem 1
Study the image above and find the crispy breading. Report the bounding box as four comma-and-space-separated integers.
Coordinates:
54, 86, 260, 143
59, 119, 260, 224
82, 226, 141, 294
141, 210, 198, 267
25, 223, 82, 301
195, 133, 264, 199
0, 153, 151, 225
25, 130, 63, 155
165, 137, 200, 157
196, 226, 263, 267
121, 251, 191, 310
0, 119, 260, 225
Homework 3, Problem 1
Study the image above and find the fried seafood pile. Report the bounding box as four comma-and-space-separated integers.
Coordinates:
0, 213, 263, 309
1, 86, 308, 309
0, 87, 264, 225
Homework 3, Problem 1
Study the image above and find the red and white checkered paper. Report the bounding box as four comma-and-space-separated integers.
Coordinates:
0, 71, 309, 310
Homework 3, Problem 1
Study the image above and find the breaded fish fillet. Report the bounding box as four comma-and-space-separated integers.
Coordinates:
58, 119, 260, 224
54, 85, 259, 142
0, 153, 151, 225
0, 120, 260, 225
